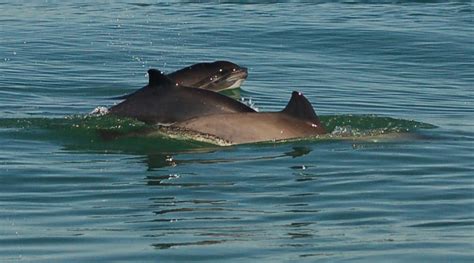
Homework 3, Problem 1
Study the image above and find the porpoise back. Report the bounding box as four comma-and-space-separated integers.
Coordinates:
108, 69, 255, 124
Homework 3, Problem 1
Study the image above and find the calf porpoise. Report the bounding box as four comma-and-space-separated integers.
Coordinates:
113, 61, 248, 100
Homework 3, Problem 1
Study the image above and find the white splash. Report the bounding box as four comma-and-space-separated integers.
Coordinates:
89, 106, 109, 116
331, 126, 354, 137
240, 97, 259, 112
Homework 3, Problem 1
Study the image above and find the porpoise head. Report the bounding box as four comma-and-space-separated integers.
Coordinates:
167, 60, 248, 92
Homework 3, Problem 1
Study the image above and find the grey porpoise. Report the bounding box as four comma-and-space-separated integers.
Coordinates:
107, 69, 255, 124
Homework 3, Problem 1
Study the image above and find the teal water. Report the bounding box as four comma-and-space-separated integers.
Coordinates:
1, 1, 473, 262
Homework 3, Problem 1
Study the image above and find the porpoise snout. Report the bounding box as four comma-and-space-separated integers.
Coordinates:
240, 67, 248, 77
232, 67, 248, 80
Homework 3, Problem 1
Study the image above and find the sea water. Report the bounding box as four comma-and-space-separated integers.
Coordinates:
0, 1, 473, 262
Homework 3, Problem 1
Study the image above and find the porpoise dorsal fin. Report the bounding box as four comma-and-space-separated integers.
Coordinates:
148, 69, 176, 87
109, 69, 175, 100
281, 91, 320, 122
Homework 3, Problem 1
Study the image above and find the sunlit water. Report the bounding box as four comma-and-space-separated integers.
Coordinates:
1, 1, 473, 262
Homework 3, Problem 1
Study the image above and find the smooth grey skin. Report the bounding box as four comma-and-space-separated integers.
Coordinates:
171, 91, 327, 145
107, 69, 255, 124
113, 61, 248, 100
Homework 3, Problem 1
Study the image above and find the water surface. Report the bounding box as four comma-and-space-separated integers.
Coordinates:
0, 1, 473, 262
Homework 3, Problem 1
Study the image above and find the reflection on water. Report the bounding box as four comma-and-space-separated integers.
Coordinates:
136, 144, 325, 252
144, 146, 313, 170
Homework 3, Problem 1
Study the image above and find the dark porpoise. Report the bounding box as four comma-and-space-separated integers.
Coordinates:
169, 91, 327, 145
107, 69, 255, 124
168, 61, 248, 91
113, 61, 248, 100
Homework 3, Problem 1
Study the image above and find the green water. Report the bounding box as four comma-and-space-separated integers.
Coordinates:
0, 114, 436, 152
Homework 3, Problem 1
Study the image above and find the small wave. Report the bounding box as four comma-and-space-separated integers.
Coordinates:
321, 114, 436, 135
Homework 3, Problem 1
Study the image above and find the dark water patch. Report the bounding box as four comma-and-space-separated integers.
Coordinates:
127, 2, 154, 8
152, 240, 226, 250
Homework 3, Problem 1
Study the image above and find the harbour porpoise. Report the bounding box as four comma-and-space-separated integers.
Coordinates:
113, 61, 248, 100
165, 92, 326, 145
168, 60, 248, 92
107, 69, 255, 124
